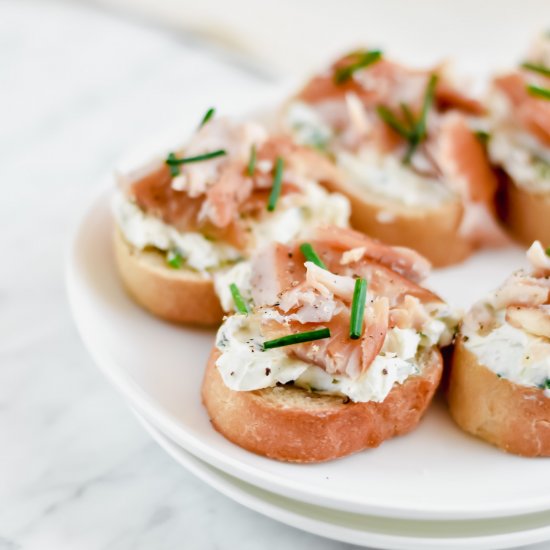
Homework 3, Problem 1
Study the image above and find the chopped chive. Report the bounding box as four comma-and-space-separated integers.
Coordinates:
527, 84, 550, 100
166, 153, 181, 177
521, 62, 550, 78
263, 328, 331, 350
349, 278, 367, 340
400, 103, 416, 128
165, 149, 226, 174
404, 74, 437, 164
247, 144, 257, 176
474, 130, 491, 145
376, 106, 412, 140
166, 149, 227, 165
416, 74, 438, 141
166, 250, 183, 269
376, 74, 438, 164
299, 243, 327, 269
229, 283, 249, 314
545, 247, 550, 257
402, 141, 418, 165
267, 157, 284, 212
334, 50, 382, 84
199, 107, 215, 127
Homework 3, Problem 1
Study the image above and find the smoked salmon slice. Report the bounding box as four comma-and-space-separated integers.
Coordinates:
253, 231, 444, 378
494, 73, 550, 147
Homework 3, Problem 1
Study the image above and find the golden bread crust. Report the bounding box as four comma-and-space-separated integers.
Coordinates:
448, 337, 550, 457
113, 229, 223, 326
497, 176, 550, 248
320, 177, 473, 267
202, 348, 443, 463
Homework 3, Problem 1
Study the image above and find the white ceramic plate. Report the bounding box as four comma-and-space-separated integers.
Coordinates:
132, 407, 550, 550
66, 184, 550, 522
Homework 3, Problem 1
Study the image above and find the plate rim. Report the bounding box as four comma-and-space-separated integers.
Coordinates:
132, 406, 550, 550
66, 159, 550, 524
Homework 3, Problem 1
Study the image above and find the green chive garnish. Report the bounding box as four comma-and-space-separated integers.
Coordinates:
247, 144, 257, 176
166, 150, 226, 165
199, 107, 215, 127
299, 243, 327, 269
267, 157, 284, 212
400, 103, 416, 128
166, 153, 181, 177
166, 250, 183, 269
545, 247, 550, 257
404, 73, 437, 163
376, 73, 438, 164
263, 328, 331, 350
349, 278, 367, 340
417, 74, 438, 140
229, 283, 249, 314
165, 149, 227, 176
334, 50, 382, 84
376, 106, 411, 139
521, 62, 550, 78
527, 84, 550, 100
474, 130, 491, 145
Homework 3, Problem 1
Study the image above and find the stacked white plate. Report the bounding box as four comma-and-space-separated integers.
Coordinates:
66, 182, 550, 550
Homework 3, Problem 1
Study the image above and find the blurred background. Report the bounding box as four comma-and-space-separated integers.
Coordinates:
81, 0, 550, 75
1, 1, 550, 549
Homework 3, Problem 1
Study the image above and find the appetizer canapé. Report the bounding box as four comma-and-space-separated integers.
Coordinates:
202, 226, 458, 462
113, 112, 349, 325
283, 50, 505, 266
488, 34, 550, 248
449, 241, 550, 456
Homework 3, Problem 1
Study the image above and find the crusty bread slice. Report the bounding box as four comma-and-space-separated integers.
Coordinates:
113, 229, 223, 326
320, 177, 473, 267
448, 337, 550, 457
202, 347, 443, 463
497, 175, 550, 249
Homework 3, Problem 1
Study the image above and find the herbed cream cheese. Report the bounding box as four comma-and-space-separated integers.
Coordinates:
285, 101, 333, 151
249, 177, 350, 249
214, 313, 445, 403
112, 191, 241, 274
463, 309, 550, 396
113, 178, 349, 275
336, 149, 453, 208
422, 304, 459, 348
488, 91, 550, 193
214, 261, 253, 312
489, 129, 550, 193
285, 100, 453, 208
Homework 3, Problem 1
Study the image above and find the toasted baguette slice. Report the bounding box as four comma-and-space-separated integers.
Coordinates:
202, 347, 443, 463
320, 178, 473, 267
113, 230, 223, 326
448, 337, 550, 457
497, 175, 550, 249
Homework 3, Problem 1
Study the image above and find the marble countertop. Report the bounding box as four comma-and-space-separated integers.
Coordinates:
0, 2, 354, 549
0, 2, 546, 549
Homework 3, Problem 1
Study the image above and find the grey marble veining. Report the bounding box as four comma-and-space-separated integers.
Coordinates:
0, 1, 358, 549
0, 2, 547, 549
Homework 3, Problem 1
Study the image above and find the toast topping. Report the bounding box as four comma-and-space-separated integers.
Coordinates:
214, 227, 456, 402
113, 118, 350, 273
462, 241, 550, 393
284, 51, 499, 241
488, 34, 550, 193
